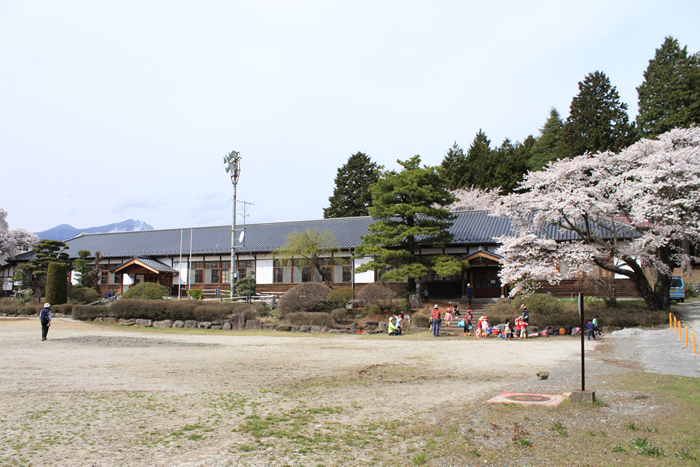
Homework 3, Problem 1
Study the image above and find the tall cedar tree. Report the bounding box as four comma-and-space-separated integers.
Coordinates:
528, 107, 565, 171
45, 262, 68, 305
461, 130, 493, 188
492, 137, 533, 194
636, 36, 700, 137
354, 156, 464, 293
439, 142, 467, 190
324, 152, 382, 218
561, 71, 636, 158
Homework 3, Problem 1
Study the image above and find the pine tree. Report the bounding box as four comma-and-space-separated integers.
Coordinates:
324, 152, 383, 218
636, 36, 700, 137
492, 137, 532, 193
528, 107, 565, 171
354, 156, 464, 293
562, 71, 636, 158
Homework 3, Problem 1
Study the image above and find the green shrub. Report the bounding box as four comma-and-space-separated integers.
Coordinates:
72, 305, 110, 320
285, 312, 335, 327
514, 293, 565, 316
277, 283, 331, 315
412, 314, 430, 328
330, 307, 349, 323
685, 283, 697, 298
326, 287, 354, 309
357, 283, 396, 312
122, 283, 170, 300
0, 304, 20, 315
52, 304, 73, 315
45, 262, 68, 305
71, 287, 100, 304
187, 289, 204, 300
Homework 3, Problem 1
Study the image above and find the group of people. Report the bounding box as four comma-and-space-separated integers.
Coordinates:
427, 303, 533, 340
387, 313, 407, 336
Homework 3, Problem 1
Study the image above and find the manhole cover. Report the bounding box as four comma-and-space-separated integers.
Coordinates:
506, 394, 551, 402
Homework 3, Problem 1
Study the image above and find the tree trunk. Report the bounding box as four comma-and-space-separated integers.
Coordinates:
593, 256, 667, 310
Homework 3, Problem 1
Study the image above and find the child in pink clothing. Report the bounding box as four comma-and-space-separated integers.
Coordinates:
444, 309, 454, 328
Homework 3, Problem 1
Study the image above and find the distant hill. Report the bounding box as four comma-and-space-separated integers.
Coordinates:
36, 220, 154, 241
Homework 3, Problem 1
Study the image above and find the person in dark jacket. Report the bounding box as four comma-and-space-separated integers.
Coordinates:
39, 303, 52, 341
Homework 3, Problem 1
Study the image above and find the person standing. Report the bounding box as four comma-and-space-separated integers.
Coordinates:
40, 303, 52, 341
445, 308, 454, 329
422, 287, 429, 303
586, 319, 596, 341
520, 304, 529, 339
465, 283, 474, 306
430, 304, 441, 337
593, 315, 601, 336
466, 309, 473, 336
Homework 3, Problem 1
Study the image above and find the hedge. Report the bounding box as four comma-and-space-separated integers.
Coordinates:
72, 300, 268, 322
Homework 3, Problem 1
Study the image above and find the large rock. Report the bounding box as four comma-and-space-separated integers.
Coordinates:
378, 322, 387, 331
229, 312, 245, 330
310, 326, 322, 333
118, 319, 135, 326
103, 317, 116, 324
299, 325, 311, 332
222, 321, 232, 330
276, 325, 292, 332
408, 293, 422, 308
320, 326, 330, 333
172, 320, 184, 328
135, 319, 152, 327
153, 320, 172, 329
245, 319, 262, 330
291, 325, 300, 332
262, 323, 276, 331
363, 321, 379, 328
198, 321, 212, 329
350, 322, 360, 333
184, 320, 198, 328
92, 317, 104, 323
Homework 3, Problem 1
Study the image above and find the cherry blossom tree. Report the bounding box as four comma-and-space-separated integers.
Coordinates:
0, 208, 39, 264
441, 186, 501, 211
492, 127, 700, 310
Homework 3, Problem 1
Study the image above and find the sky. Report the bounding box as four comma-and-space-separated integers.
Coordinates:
1, 1, 699, 234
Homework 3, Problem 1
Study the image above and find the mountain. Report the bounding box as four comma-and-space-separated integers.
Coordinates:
36, 220, 154, 241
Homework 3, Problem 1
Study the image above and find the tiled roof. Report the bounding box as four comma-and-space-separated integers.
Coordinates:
111, 257, 178, 274
12, 211, 638, 261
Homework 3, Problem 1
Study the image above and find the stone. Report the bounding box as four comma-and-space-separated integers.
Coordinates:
103, 317, 116, 324
350, 322, 360, 332
262, 323, 276, 331
536, 371, 549, 380
172, 320, 184, 328
118, 319, 135, 326
378, 322, 387, 331
570, 390, 596, 404
135, 319, 152, 327
276, 325, 292, 332
299, 325, 311, 332
198, 321, 212, 329
408, 293, 422, 308
184, 320, 198, 328
229, 312, 245, 330
291, 325, 300, 332
153, 320, 172, 329
310, 326, 322, 333
245, 319, 262, 330
222, 321, 232, 330
363, 321, 379, 328
93, 317, 103, 323
320, 326, 330, 333
210, 325, 223, 329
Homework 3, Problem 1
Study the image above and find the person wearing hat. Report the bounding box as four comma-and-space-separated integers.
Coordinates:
39, 303, 52, 341
519, 305, 529, 339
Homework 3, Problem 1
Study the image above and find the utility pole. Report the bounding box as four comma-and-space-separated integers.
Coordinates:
224, 151, 241, 301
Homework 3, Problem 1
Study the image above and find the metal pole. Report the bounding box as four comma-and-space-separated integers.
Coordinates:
178, 228, 183, 299
231, 182, 237, 301
579, 292, 585, 392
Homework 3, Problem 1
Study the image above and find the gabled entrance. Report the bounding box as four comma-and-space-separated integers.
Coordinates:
461, 249, 503, 298
111, 257, 178, 294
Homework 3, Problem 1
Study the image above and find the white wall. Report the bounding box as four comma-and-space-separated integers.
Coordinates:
256, 257, 274, 284
353, 256, 375, 283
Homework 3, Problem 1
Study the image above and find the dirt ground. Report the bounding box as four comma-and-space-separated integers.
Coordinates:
0, 317, 696, 466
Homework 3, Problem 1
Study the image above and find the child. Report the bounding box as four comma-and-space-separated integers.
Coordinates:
586, 319, 596, 340
504, 319, 513, 340
453, 304, 460, 317
480, 315, 489, 338
445, 308, 454, 329
466, 310, 473, 336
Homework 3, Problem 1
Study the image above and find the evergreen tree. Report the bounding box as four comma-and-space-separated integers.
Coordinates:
561, 71, 636, 158
74, 250, 94, 287
528, 107, 565, 171
439, 142, 467, 189
492, 137, 532, 194
636, 36, 700, 137
354, 156, 464, 293
459, 130, 493, 188
324, 152, 382, 218
27, 239, 70, 293
45, 262, 68, 305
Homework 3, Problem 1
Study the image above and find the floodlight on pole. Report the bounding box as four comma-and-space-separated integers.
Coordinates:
223, 150, 241, 301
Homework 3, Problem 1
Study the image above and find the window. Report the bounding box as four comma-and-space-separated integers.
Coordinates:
333, 257, 352, 282
237, 260, 254, 279
99, 271, 108, 285
274, 259, 292, 283
190, 261, 204, 284
205, 261, 220, 284
221, 261, 230, 284
293, 258, 312, 283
